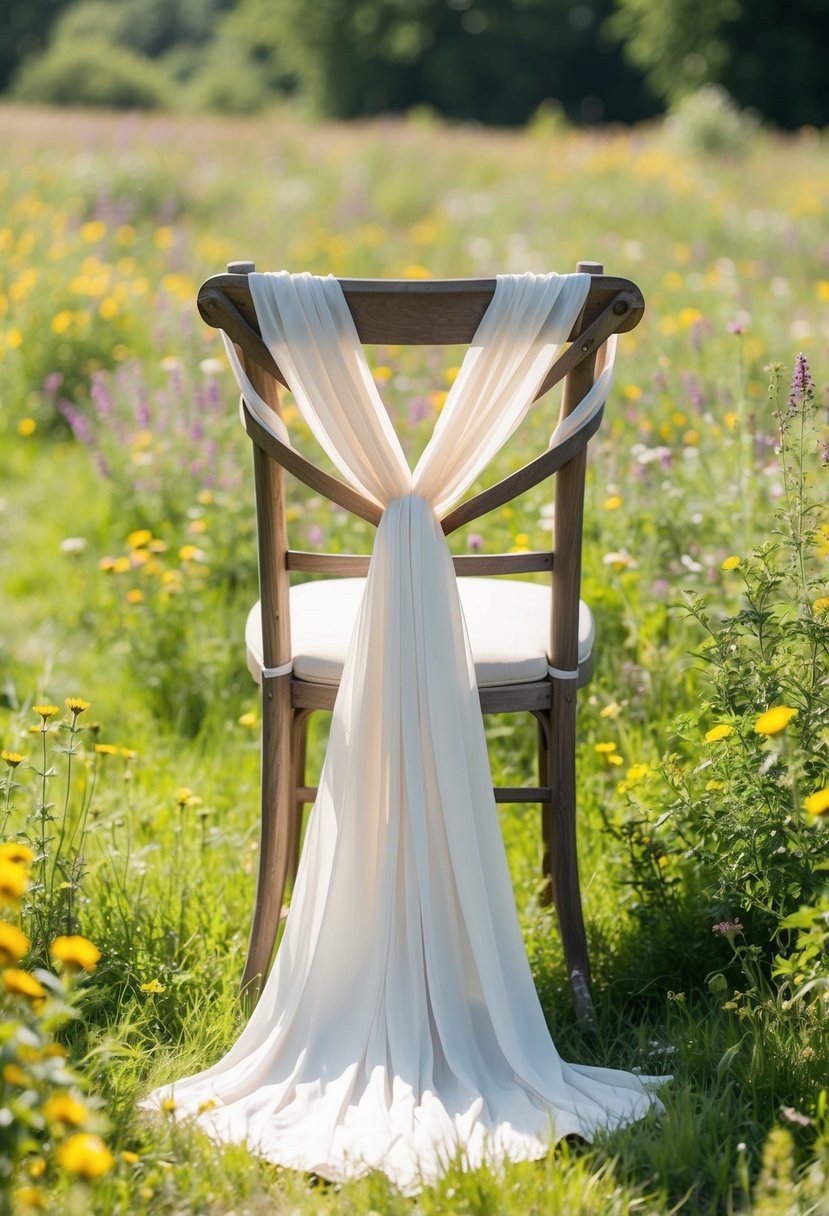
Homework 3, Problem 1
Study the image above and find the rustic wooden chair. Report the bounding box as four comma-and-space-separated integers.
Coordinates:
197, 262, 645, 1023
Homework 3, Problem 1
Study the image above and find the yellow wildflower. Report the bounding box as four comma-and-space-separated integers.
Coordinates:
238, 712, 258, 728
3, 969, 46, 1000
127, 529, 152, 549
755, 705, 798, 736
594, 742, 617, 754
1, 750, 25, 767
705, 724, 733, 743
197, 1098, 218, 1114
121, 1150, 140, 1164
0, 919, 30, 963
178, 544, 203, 562
603, 495, 623, 510
18, 418, 36, 437
3, 1063, 30, 1086
176, 787, 196, 808
32, 705, 58, 722
26, 1159, 46, 1178
161, 1097, 177, 1113
56, 1133, 114, 1179
600, 702, 622, 719
812, 596, 829, 615
126, 589, 144, 605
140, 978, 166, 994
94, 743, 118, 756
65, 697, 90, 717
0, 843, 34, 866
43, 1094, 89, 1126
50, 935, 101, 972
112, 556, 131, 574
721, 556, 741, 571
626, 763, 651, 783
706, 780, 726, 791
804, 787, 829, 817
13, 1185, 45, 1209
0, 860, 28, 903
607, 754, 625, 767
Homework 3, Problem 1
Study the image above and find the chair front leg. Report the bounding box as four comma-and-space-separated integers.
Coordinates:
241, 673, 294, 1003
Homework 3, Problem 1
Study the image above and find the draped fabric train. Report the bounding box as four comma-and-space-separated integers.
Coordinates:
140, 272, 666, 1191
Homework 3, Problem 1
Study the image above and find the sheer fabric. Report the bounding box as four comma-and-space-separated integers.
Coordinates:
141, 272, 665, 1192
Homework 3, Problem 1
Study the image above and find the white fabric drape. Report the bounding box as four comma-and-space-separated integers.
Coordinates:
141, 272, 665, 1192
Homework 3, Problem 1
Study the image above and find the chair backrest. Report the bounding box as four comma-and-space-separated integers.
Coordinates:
197, 262, 645, 685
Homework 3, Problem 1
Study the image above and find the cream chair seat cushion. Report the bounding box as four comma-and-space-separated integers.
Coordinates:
245, 577, 594, 688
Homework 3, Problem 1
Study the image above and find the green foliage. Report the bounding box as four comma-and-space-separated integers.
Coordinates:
665, 84, 761, 158
12, 38, 174, 111
610, 0, 829, 128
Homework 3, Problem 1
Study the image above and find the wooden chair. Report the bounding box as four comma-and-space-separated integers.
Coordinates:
197, 262, 645, 1023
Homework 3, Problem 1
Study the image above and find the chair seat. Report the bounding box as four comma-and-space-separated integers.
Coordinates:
245, 577, 595, 689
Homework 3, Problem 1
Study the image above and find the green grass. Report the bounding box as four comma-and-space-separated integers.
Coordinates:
1, 102, 828, 1213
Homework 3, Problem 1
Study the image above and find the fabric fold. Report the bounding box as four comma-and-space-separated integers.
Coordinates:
140, 272, 667, 1192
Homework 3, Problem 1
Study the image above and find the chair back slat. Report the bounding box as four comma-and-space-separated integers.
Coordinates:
286, 551, 553, 576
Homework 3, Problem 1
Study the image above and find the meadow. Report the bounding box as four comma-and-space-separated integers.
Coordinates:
0, 100, 828, 1214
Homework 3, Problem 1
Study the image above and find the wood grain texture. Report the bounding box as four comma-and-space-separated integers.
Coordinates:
285, 551, 554, 575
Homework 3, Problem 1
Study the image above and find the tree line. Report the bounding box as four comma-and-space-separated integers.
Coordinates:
1, 0, 827, 128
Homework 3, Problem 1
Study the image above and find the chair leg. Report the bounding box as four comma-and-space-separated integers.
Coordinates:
545, 687, 595, 1026
290, 709, 311, 882
536, 714, 553, 909
240, 673, 294, 1002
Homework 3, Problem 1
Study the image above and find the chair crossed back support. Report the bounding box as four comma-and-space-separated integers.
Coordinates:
198, 263, 645, 1022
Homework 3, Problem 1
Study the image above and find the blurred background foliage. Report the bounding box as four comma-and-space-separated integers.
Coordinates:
1, 0, 827, 127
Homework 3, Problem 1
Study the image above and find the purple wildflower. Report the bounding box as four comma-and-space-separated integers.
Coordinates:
712, 919, 744, 947
308, 525, 323, 546
467, 534, 484, 552
43, 372, 64, 396
788, 352, 813, 414
57, 399, 96, 448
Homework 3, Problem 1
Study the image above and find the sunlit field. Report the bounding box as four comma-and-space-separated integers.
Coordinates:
1, 102, 828, 1214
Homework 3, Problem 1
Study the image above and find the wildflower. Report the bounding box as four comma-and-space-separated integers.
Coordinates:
238, 712, 258, 728
788, 352, 812, 413
126, 589, 144, 605
594, 742, 617, 754
600, 702, 622, 719
706, 779, 726, 791
13, 1184, 45, 1209
112, 556, 131, 574
161, 1097, 177, 1113
0, 860, 28, 903
467, 533, 484, 552
721, 555, 741, 571
603, 550, 638, 571
781, 1106, 811, 1127
59, 537, 87, 554
18, 418, 36, 437
0, 919, 30, 963
755, 705, 798, 736
175, 787, 196, 808
32, 705, 58, 723
65, 697, 90, 718
197, 1098, 218, 1114
0, 842, 34, 865
94, 743, 118, 756
50, 935, 101, 972
705, 724, 733, 742
712, 919, 743, 946
626, 763, 650, 783
140, 978, 166, 993
813, 596, 829, 615
3, 969, 46, 1000
127, 529, 152, 549
1, 750, 25, 767
608, 754, 624, 767
56, 1133, 115, 1179
43, 1094, 89, 1126
178, 544, 204, 562
121, 1150, 140, 1164
805, 787, 829, 817
603, 495, 623, 510
3, 1063, 30, 1086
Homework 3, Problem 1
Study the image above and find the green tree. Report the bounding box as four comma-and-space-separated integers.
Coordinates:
610, 0, 829, 128
0, 0, 74, 92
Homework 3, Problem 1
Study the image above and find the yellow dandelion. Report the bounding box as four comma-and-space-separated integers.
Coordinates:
626, 763, 651, 783
44, 1043, 68, 1058
127, 529, 152, 549
94, 743, 118, 756
238, 712, 258, 728
0, 860, 28, 904
706, 779, 726, 791
32, 705, 58, 722
27, 1158, 46, 1177
804, 787, 829, 817
705, 724, 733, 743
140, 978, 166, 993
56, 1133, 114, 1179
755, 705, 798, 736
600, 702, 622, 719
112, 556, 131, 574
126, 588, 144, 605
721, 556, 741, 571
812, 596, 829, 615
178, 544, 203, 562
0, 842, 34, 866
80, 220, 107, 244
1, 750, 25, 767
0, 919, 30, 964
603, 495, 623, 510
197, 1098, 218, 1114
50, 935, 101, 972
13, 1185, 45, 1209
65, 697, 90, 717
175, 787, 195, 808
161, 1097, 177, 1113
43, 1094, 89, 1126
607, 754, 625, 767
594, 742, 617, 754
121, 1150, 140, 1164
3, 968, 46, 1000
18, 418, 36, 437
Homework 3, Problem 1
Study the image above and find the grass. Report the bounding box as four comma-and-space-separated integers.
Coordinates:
0, 101, 828, 1213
